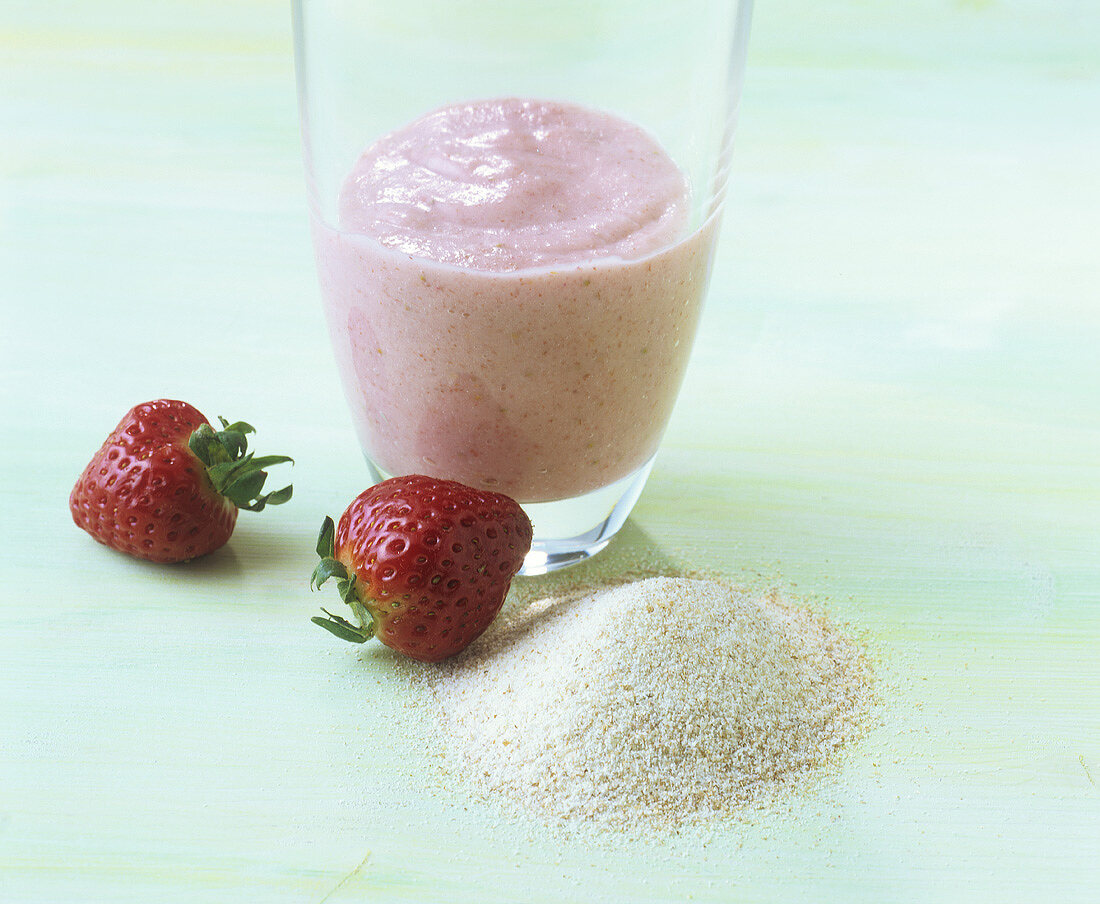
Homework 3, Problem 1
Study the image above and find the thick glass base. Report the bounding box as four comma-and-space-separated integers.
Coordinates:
362, 456, 656, 576
516, 458, 655, 575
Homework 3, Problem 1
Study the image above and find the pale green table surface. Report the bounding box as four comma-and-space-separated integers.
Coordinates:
3, 1, 1099, 901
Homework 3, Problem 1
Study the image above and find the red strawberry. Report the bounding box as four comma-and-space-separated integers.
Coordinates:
310, 475, 533, 662
70, 399, 292, 563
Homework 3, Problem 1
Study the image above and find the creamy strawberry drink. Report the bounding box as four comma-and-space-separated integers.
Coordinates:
312, 98, 718, 504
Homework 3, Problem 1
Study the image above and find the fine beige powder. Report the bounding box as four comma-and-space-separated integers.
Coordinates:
415, 576, 875, 830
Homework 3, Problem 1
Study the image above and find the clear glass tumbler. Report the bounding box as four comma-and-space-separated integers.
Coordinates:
293, 0, 753, 573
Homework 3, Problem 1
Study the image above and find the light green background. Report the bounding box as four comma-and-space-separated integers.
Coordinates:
2, 1, 1098, 901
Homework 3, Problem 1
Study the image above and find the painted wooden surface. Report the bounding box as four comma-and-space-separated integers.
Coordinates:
2, 1, 1098, 901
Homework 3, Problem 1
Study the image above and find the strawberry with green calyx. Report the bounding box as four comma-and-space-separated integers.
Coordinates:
310, 475, 533, 662
70, 399, 292, 564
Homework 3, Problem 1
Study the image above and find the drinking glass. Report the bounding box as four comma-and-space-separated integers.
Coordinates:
294, 0, 753, 573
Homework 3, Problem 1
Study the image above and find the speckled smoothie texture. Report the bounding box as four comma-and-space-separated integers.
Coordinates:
313, 98, 719, 502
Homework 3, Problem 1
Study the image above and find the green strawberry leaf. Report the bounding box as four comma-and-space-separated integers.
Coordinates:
311, 610, 371, 644
261, 484, 293, 507
310, 555, 348, 590
241, 454, 294, 471
218, 418, 255, 435
316, 516, 337, 559
188, 424, 226, 466
337, 576, 359, 605
205, 454, 253, 488
310, 518, 376, 646
220, 432, 247, 460
188, 417, 292, 512
223, 470, 267, 508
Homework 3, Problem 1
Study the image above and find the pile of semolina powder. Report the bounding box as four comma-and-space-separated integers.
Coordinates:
414, 576, 876, 829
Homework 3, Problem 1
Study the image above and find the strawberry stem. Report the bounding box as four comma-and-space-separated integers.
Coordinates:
310, 516, 376, 645
187, 418, 293, 512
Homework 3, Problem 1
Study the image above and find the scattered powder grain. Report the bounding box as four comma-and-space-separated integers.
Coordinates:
415, 576, 875, 830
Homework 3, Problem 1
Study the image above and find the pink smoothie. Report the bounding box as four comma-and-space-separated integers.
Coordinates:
313, 98, 718, 503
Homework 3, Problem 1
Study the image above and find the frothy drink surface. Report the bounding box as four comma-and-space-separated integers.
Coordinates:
338, 98, 689, 271
313, 98, 717, 503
